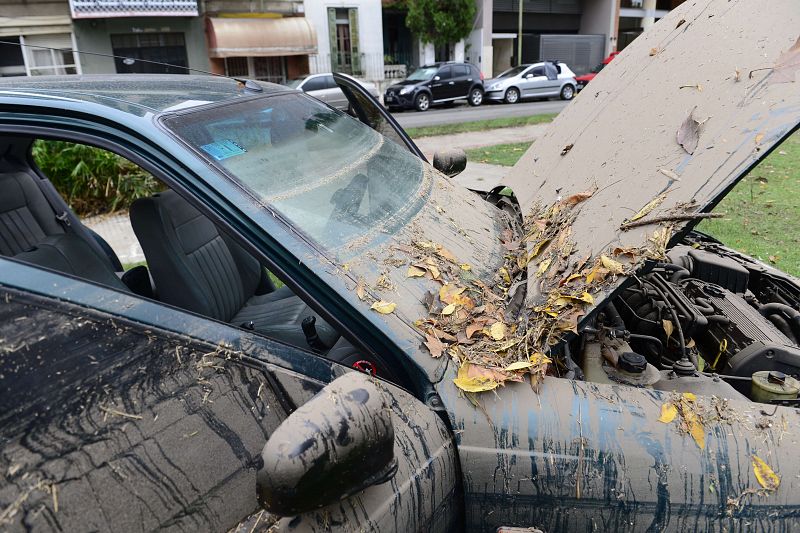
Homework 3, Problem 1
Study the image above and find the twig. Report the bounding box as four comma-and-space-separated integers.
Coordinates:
99, 406, 143, 420
620, 212, 723, 231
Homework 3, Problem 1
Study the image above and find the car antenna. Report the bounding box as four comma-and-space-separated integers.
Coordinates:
0, 40, 263, 92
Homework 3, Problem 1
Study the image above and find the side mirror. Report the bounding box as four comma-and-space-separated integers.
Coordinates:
525, 74, 534, 79
433, 148, 467, 178
433, 75, 441, 81
257, 372, 397, 516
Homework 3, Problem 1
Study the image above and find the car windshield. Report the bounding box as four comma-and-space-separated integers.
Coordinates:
285, 77, 306, 89
406, 67, 438, 81
162, 93, 428, 255
496, 66, 527, 79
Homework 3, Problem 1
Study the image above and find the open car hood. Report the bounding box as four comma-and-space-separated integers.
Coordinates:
504, 0, 800, 313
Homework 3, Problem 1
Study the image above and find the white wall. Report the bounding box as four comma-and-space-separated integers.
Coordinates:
303, 0, 385, 80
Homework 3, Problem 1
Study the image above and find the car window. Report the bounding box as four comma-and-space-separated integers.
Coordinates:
530, 66, 545, 77
323, 75, 337, 89
437, 66, 452, 80
498, 66, 527, 79
163, 93, 427, 256
406, 67, 438, 81
286, 77, 307, 89
302, 76, 326, 92
0, 282, 315, 531
455, 65, 469, 77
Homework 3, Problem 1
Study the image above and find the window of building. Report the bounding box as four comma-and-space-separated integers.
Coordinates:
111, 33, 188, 74
6, 34, 80, 76
223, 57, 286, 84
0, 38, 25, 77
327, 7, 360, 75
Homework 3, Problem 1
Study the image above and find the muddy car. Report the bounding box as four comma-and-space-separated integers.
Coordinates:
1, 1, 800, 531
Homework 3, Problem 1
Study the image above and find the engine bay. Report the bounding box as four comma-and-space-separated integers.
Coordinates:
574, 231, 800, 405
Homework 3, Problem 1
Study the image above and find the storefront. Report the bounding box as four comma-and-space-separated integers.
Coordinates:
205, 16, 317, 84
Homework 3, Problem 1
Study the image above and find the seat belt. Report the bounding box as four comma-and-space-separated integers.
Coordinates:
30, 172, 124, 272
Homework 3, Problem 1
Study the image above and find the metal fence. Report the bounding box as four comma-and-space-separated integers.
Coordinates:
309, 52, 417, 82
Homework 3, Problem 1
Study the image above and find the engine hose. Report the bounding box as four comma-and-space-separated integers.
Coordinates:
706, 314, 731, 325
759, 303, 800, 341
654, 262, 692, 283
628, 333, 664, 358
643, 279, 689, 364
766, 314, 799, 344
693, 297, 715, 315
603, 302, 626, 330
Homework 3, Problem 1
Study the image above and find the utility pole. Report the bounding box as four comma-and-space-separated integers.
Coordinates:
517, 0, 523, 66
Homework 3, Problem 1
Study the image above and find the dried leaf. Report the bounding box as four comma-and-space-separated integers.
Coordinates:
489, 322, 507, 341
767, 36, 800, 86
453, 363, 500, 393
460, 263, 472, 271
630, 193, 668, 222
755, 133, 765, 145
407, 265, 427, 278
414, 240, 436, 249
465, 322, 483, 339
683, 392, 697, 402
424, 333, 446, 358
436, 247, 458, 263
658, 403, 678, 423
356, 279, 366, 301
658, 168, 680, 181
505, 360, 533, 372
442, 303, 457, 315
663, 319, 674, 339
499, 267, 511, 285
440, 284, 466, 304
370, 300, 396, 314
752, 455, 781, 491
600, 255, 624, 275
676, 107, 703, 155
560, 143, 574, 156
562, 190, 594, 207
686, 410, 706, 449
536, 257, 552, 277
492, 338, 522, 352
529, 238, 551, 259
649, 47, 659, 56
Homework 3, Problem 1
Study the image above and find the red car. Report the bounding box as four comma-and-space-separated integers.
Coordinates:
575, 51, 619, 91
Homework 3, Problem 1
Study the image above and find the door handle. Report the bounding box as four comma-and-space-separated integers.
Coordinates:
448, 81, 455, 85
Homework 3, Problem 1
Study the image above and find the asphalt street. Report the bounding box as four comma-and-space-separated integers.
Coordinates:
391, 99, 570, 128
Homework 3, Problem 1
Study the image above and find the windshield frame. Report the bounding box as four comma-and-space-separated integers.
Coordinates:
155, 89, 432, 260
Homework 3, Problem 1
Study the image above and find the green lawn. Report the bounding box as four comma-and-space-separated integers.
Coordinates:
699, 132, 800, 276
459, 133, 800, 276
465, 142, 533, 166
405, 113, 556, 138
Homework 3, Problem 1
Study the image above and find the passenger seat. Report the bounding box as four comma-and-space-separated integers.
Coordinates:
130, 190, 339, 350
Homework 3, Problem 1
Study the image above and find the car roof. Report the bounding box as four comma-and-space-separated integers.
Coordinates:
0, 74, 289, 117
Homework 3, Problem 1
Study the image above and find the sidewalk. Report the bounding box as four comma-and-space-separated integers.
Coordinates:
85, 124, 548, 264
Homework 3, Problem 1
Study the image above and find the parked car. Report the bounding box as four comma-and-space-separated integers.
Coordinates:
575, 51, 619, 91
286, 72, 378, 110
484, 60, 577, 103
384, 61, 484, 111
2, 2, 800, 530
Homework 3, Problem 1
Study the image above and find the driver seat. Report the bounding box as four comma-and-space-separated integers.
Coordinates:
130, 190, 339, 350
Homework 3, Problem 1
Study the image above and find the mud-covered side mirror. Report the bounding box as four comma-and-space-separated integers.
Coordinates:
433, 148, 467, 177
257, 372, 397, 516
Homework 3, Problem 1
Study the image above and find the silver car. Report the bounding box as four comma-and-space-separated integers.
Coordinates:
484, 61, 577, 104
287, 73, 379, 110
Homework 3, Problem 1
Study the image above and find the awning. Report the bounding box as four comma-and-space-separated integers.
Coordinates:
206, 17, 317, 58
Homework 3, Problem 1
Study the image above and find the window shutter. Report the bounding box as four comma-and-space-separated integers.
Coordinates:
327, 7, 338, 72
348, 8, 361, 76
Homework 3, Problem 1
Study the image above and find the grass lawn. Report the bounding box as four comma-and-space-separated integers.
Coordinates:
458, 133, 800, 276
405, 113, 556, 138
699, 132, 800, 276
465, 142, 533, 166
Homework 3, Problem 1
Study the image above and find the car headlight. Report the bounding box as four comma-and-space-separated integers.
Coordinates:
399, 86, 414, 95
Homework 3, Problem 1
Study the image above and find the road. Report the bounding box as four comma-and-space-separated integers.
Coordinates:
391, 99, 570, 128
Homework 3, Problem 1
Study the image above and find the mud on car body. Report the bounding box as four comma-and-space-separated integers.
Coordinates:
2, 1, 800, 531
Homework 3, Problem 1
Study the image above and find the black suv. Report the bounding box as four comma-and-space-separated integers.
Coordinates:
384, 62, 484, 112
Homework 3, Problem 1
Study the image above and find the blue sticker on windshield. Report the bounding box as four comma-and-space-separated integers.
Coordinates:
200, 139, 247, 161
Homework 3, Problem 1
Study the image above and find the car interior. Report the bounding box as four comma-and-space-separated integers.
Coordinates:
0, 135, 389, 376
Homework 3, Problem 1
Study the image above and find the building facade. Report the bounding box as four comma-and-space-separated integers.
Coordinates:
303, 0, 385, 83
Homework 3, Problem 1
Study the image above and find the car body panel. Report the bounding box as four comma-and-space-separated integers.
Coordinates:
485, 62, 576, 102
502, 0, 800, 315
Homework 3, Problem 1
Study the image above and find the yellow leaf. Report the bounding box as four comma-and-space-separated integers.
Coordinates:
685, 410, 705, 449
453, 362, 500, 393
505, 360, 533, 372
491, 338, 522, 352
440, 284, 466, 304
407, 265, 426, 278
528, 239, 551, 261
442, 303, 457, 315
499, 267, 511, 285
370, 300, 396, 314
436, 247, 458, 263
600, 255, 624, 275
663, 319, 674, 339
537, 257, 552, 277
752, 455, 781, 491
489, 322, 507, 340
630, 193, 667, 222
529, 352, 552, 366
415, 240, 435, 249
460, 263, 472, 271
658, 403, 677, 423
356, 279, 366, 301
682, 392, 697, 402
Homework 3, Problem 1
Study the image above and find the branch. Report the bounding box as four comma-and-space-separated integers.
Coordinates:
620, 212, 723, 231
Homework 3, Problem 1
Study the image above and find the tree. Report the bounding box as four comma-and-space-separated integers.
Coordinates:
404, 0, 476, 47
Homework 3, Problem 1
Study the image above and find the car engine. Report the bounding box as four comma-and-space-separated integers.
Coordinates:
576, 232, 800, 405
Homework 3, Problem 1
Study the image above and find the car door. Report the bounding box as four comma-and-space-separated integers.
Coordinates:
452, 64, 472, 98
0, 251, 461, 532
519, 65, 547, 97
431, 66, 454, 101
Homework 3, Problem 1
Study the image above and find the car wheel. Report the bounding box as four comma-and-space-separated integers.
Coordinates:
414, 93, 430, 112
504, 87, 520, 104
560, 84, 575, 101
468, 87, 483, 106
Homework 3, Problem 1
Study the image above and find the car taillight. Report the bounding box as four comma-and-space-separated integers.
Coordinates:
480, 72, 485, 80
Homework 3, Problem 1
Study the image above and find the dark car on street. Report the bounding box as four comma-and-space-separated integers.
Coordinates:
2, 1, 800, 531
384, 61, 484, 112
